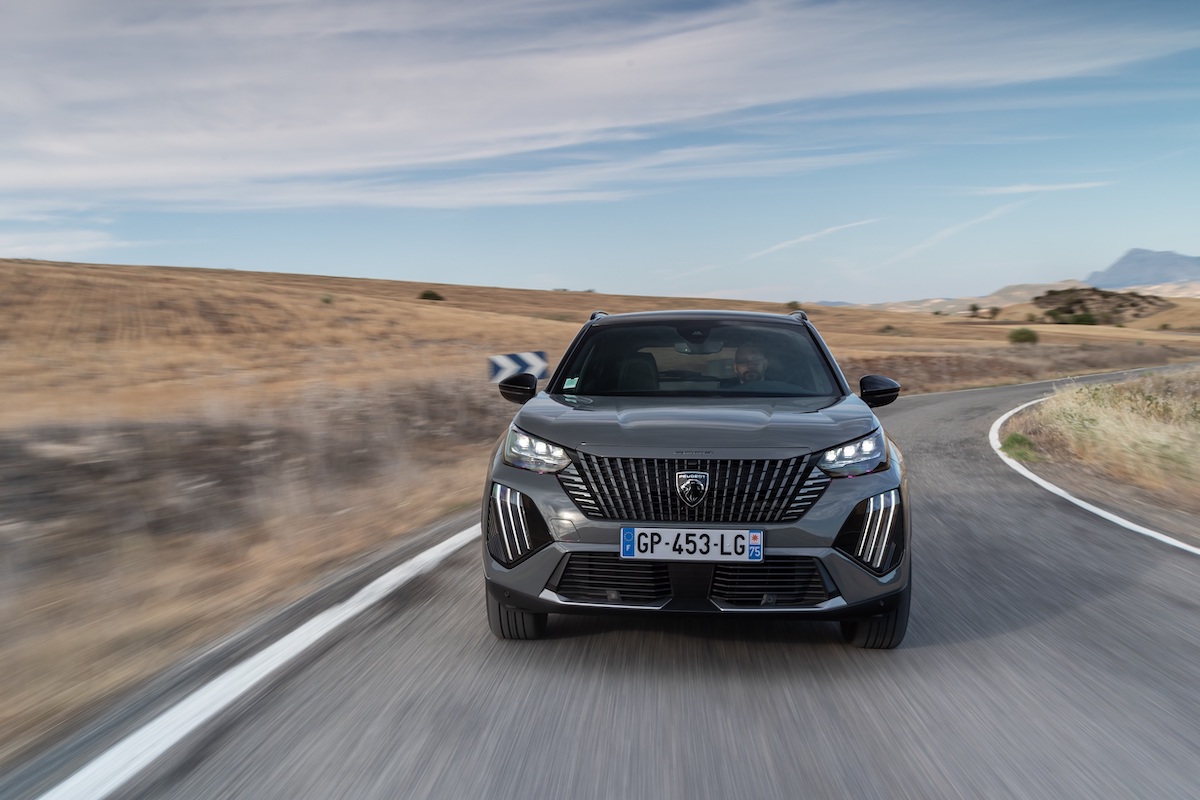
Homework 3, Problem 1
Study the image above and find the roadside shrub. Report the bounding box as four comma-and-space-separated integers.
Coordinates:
1070, 313, 1097, 325
1001, 432, 1039, 461
1008, 328, 1039, 344
419, 289, 445, 301
321, 294, 334, 305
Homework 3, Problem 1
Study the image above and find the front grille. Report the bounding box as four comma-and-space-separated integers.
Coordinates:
553, 553, 671, 605
710, 557, 833, 607
559, 455, 830, 523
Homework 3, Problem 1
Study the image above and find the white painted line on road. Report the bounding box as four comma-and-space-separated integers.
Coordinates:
990, 400, 1200, 558
35, 526, 481, 800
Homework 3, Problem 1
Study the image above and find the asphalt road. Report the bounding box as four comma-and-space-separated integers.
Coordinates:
21, 376, 1200, 799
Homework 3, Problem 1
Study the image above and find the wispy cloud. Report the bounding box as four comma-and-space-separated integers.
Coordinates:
1, 1, 1198, 211
969, 182, 1112, 195
747, 219, 881, 260
882, 201, 1028, 266
0, 229, 135, 257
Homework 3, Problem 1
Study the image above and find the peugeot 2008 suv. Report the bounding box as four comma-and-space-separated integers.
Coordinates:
482, 309, 910, 648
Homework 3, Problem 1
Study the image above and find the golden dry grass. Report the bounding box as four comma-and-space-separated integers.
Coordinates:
5, 258, 1200, 429
1003, 368, 1200, 510
2, 256, 1200, 766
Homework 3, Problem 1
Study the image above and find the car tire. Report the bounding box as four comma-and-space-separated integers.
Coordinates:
486, 591, 548, 640
840, 582, 910, 649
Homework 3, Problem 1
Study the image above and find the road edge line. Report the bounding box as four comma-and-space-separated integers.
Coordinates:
989, 399, 1200, 558
34, 525, 480, 800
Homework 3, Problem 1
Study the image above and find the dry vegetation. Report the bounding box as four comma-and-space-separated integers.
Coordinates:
1002, 368, 1200, 513
2, 257, 1200, 766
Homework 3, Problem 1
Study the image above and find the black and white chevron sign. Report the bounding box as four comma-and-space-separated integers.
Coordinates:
488, 351, 549, 382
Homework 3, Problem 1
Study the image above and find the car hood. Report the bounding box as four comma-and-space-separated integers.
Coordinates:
510, 394, 878, 457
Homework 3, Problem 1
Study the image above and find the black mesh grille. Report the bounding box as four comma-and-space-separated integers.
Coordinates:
559, 455, 829, 523
710, 557, 833, 607
553, 553, 671, 605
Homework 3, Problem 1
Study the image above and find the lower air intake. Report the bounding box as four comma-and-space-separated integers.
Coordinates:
553, 553, 671, 605
711, 557, 834, 607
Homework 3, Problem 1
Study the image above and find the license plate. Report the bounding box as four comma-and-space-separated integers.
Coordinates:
620, 528, 763, 562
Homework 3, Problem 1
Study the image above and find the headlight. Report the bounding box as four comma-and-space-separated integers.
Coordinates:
503, 427, 572, 473
819, 429, 887, 477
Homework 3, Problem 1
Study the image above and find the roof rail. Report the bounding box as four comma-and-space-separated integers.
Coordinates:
589, 310, 609, 321
788, 309, 809, 321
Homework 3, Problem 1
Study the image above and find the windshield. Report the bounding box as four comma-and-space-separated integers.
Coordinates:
552, 320, 840, 398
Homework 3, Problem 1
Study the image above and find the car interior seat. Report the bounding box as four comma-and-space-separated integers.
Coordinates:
617, 352, 659, 391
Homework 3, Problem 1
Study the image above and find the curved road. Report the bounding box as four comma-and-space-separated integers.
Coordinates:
22, 376, 1200, 799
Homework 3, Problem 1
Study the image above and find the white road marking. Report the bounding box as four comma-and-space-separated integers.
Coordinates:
990, 399, 1200, 558
35, 526, 480, 800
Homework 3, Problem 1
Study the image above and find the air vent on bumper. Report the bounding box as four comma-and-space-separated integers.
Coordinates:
486, 484, 553, 567
834, 489, 904, 574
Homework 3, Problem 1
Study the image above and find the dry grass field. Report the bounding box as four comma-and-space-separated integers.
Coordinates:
2, 256, 1199, 766
1002, 368, 1200, 516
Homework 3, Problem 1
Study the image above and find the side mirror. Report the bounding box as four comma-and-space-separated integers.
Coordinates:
498, 372, 539, 404
859, 374, 901, 408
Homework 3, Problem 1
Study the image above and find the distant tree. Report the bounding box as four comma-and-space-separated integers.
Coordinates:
969, 303, 981, 318
988, 306, 1001, 319
786, 301, 802, 311
419, 289, 445, 301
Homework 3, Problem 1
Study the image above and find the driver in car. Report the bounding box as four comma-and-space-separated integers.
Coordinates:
734, 343, 768, 383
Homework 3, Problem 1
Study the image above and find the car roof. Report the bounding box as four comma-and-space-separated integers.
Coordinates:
587, 309, 809, 326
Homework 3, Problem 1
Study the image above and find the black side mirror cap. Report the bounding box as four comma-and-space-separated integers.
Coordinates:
859, 374, 901, 408
498, 372, 539, 404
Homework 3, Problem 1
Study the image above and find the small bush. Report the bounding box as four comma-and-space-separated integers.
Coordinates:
1160, 322, 1171, 330
419, 289, 445, 301
321, 294, 334, 305
1008, 328, 1039, 344
786, 301, 802, 311
1070, 313, 1097, 325
1001, 432, 1040, 461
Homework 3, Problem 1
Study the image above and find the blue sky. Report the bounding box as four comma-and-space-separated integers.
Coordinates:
2, 0, 1199, 303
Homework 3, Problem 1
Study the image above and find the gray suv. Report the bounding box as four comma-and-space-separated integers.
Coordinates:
482, 309, 910, 648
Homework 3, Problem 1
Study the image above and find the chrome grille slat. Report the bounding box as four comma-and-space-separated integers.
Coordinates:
559, 455, 827, 523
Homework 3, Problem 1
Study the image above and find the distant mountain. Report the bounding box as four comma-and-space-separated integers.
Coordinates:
1086, 249, 1200, 289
